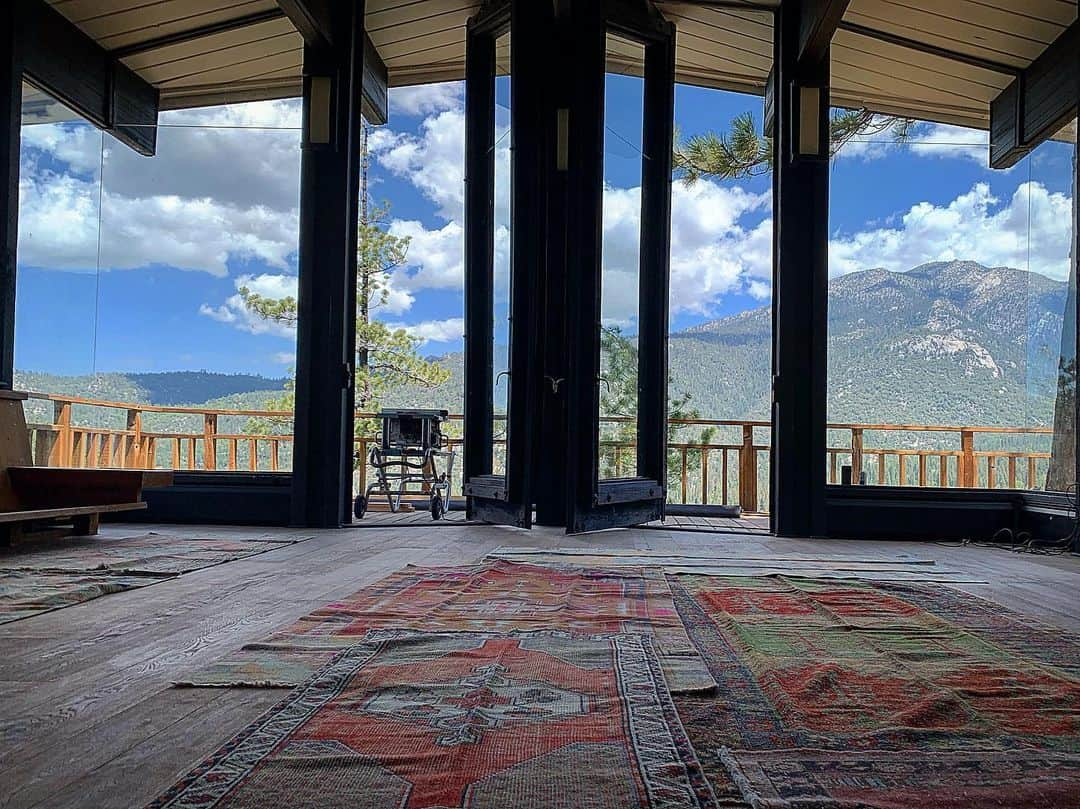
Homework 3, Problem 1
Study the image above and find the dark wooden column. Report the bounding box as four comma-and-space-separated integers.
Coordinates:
462, 21, 496, 503
637, 31, 677, 501
771, 0, 832, 537
0, 2, 21, 391
290, 0, 366, 528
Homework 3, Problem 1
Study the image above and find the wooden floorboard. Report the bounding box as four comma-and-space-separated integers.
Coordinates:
0, 521, 1077, 808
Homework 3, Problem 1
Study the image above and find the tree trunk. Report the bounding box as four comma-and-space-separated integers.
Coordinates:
357, 121, 370, 408
1047, 145, 1078, 492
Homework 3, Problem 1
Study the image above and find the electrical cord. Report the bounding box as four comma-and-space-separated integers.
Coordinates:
951, 482, 1080, 555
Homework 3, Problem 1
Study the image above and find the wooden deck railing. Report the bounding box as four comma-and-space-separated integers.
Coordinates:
22, 392, 1055, 513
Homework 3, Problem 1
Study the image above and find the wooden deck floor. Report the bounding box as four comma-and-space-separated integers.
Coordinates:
0, 521, 1077, 808
354, 508, 770, 533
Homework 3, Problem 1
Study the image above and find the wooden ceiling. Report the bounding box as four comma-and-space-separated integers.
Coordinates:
37, 0, 1078, 131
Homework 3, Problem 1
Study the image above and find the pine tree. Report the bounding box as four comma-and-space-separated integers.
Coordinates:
673, 108, 914, 182
244, 121, 449, 437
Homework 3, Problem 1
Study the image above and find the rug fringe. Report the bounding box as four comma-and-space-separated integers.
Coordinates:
718, 747, 770, 809
172, 680, 294, 689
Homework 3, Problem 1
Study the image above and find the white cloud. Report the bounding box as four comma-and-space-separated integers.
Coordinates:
389, 83, 464, 116
159, 99, 302, 130
829, 181, 1072, 281
20, 122, 103, 175
838, 121, 991, 167
908, 123, 989, 167
200, 273, 297, 337
18, 169, 299, 276
373, 109, 467, 222
389, 220, 464, 291
17, 107, 301, 276
388, 317, 466, 344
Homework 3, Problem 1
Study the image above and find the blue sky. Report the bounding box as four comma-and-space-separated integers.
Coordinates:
13, 75, 1075, 378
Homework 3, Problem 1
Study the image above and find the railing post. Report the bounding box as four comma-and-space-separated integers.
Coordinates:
700, 447, 709, 506
125, 409, 143, 468
960, 429, 975, 487
850, 427, 863, 482
739, 424, 758, 513
203, 413, 218, 470
356, 437, 368, 499
49, 400, 72, 467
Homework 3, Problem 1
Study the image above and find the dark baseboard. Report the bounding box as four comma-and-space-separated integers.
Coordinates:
111, 472, 292, 526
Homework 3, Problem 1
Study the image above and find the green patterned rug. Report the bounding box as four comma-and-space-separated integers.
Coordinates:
670, 574, 1080, 807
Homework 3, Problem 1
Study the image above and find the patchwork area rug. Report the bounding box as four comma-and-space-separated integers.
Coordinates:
0, 569, 160, 623
485, 548, 979, 582
669, 574, 1080, 807
151, 631, 717, 809
179, 560, 714, 694
0, 532, 310, 624
0, 531, 305, 575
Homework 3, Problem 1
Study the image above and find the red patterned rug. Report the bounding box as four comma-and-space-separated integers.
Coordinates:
151, 631, 717, 808
180, 561, 713, 693
670, 574, 1080, 807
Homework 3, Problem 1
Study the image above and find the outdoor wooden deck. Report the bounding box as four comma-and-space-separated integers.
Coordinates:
21, 393, 1065, 515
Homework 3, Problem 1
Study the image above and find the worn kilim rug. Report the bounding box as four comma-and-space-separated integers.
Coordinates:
151, 631, 717, 809
669, 574, 1080, 807
180, 560, 714, 693
0, 531, 306, 575
0, 569, 164, 623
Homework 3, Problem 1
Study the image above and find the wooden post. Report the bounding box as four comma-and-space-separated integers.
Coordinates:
721, 449, 729, 505
50, 400, 72, 466
739, 424, 758, 512
203, 413, 218, 471
960, 429, 975, 487
850, 427, 863, 481
701, 447, 709, 505
125, 409, 143, 468
680, 448, 688, 504
357, 437, 367, 498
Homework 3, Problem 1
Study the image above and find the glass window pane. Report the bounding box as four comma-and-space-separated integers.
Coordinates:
492, 29, 512, 478
15, 82, 104, 463
599, 33, 645, 480
827, 113, 1077, 494
94, 104, 301, 473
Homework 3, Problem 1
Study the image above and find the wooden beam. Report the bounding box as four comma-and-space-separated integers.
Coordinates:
273, 0, 388, 124
837, 21, 1020, 77
361, 33, 388, 125
0, 2, 19, 390
990, 20, 1078, 169
277, 0, 336, 49
798, 0, 850, 66
109, 9, 288, 59
19, 0, 160, 156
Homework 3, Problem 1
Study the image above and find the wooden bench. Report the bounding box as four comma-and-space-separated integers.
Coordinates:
1, 390, 173, 544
